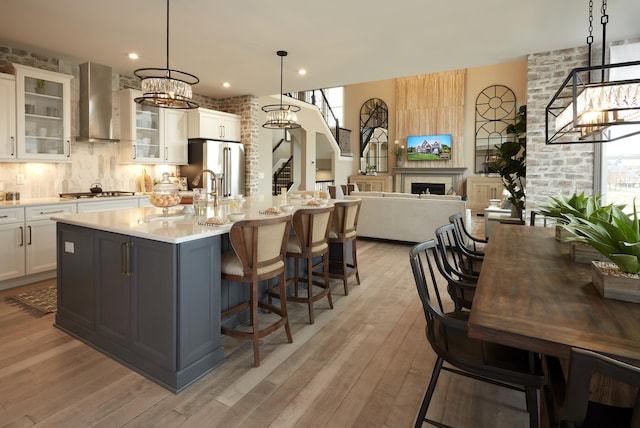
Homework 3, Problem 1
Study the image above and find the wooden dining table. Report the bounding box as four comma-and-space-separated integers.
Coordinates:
468, 223, 640, 409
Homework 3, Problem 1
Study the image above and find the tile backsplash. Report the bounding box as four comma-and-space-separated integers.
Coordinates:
0, 144, 178, 198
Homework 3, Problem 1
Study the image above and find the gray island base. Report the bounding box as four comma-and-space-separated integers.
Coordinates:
55, 221, 225, 392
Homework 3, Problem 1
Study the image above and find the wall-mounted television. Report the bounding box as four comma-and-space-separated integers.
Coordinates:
406, 134, 452, 161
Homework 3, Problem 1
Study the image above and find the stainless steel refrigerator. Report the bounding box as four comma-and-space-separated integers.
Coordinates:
183, 139, 245, 198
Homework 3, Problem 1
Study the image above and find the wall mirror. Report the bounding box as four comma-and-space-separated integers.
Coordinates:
360, 98, 388, 173
474, 85, 516, 174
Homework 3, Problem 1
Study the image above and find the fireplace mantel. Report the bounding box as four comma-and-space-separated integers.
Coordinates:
393, 167, 467, 194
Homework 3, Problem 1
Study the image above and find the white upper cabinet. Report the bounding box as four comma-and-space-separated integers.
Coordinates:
13, 64, 73, 162
188, 107, 240, 142
0, 73, 16, 160
119, 89, 188, 165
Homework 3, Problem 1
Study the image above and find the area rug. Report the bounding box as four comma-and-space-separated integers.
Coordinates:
6, 286, 57, 317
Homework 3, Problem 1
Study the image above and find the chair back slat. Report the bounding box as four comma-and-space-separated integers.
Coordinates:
229, 215, 291, 277
332, 199, 361, 238
292, 207, 334, 252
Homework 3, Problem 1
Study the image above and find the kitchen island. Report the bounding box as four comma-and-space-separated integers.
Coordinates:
52, 195, 291, 392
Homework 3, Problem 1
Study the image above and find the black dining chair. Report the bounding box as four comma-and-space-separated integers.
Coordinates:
543, 348, 640, 428
432, 228, 477, 312
410, 239, 544, 428
449, 212, 487, 253
435, 223, 483, 278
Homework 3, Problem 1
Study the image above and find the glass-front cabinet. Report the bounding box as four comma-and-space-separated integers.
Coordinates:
13, 64, 72, 161
119, 88, 187, 165
0, 73, 16, 160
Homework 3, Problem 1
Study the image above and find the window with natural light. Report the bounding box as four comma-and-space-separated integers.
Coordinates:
599, 42, 640, 210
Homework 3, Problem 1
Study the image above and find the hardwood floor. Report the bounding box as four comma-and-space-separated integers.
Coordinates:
0, 221, 531, 427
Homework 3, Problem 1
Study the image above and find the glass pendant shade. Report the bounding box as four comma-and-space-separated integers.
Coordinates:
262, 104, 301, 129
134, 0, 199, 109
545, 1, 640, 144
262, 50, 301, 129
546, 61, 640, 144
134, 69, 199, 109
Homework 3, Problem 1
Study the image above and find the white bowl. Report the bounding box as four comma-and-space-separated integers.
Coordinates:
280, 204, 294, 213
227, 212, 246, 221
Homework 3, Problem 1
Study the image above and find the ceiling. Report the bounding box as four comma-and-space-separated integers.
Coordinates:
1, 0, 639, 99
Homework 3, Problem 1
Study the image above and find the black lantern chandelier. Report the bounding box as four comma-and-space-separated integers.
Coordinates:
134, 0, 199, 109
262, 50, 301, 129
546, 0, 640, 144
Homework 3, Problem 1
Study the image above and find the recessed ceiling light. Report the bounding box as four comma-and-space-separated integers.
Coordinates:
298, 69, 307, 76
128, 52, 139, 60
223, 82, 230, 88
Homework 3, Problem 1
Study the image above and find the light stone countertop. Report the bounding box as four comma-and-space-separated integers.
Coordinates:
50, 195, 326, 244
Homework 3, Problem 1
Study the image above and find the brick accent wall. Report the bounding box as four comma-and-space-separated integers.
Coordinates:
526, 45, 595, 211
219, 96, 260, 196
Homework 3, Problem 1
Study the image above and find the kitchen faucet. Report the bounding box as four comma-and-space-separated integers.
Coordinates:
192, 169, 219, 207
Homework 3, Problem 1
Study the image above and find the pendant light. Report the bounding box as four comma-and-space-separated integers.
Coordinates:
262, 50, 301, 129
134, 0, 199, 109
546, 0, 640, 144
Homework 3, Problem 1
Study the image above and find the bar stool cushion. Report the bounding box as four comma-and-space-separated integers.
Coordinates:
221, 251, 284, 277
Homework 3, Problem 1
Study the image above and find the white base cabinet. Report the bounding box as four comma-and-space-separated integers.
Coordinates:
0, 203, 76, 287
0, 208, 26, 282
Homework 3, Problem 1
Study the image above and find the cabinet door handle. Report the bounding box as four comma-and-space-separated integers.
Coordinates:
66, 140, 71, 158
27, 225, 32, 245
19, 226, 24, 247
121, 242, 133, 276
11, 136, 15, 156
120, 242, 127, 275
133, 144, 137, 160
165, 146, 168, 161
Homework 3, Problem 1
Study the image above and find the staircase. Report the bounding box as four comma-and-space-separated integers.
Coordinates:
287, 89, 352, 157
273, 156, 293, 195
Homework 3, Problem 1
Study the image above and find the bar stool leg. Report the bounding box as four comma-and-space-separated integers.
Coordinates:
352, 239, 360, 285
279, 271, 293, 343
306, 256, 315, 324
342, 241, 349, 295
251, 279, 260, 366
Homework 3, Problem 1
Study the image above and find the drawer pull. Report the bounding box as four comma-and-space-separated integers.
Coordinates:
0, 215, 8, 219
39, 210, 65, 215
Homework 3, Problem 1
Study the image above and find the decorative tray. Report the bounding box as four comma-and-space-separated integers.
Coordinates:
197, 217, 230, 227
259, 208, 282, 215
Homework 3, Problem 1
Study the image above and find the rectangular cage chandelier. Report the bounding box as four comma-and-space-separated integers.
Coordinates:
545, 0, 640, 145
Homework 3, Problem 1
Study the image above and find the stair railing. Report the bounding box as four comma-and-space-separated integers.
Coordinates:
273, 155, 293, 195
287, 89, 341, 146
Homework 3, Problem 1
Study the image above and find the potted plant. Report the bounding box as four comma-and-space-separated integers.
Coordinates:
561, 202, 640, 302
366, 164, 377, 175
492, 105, 526, 221
538, 192, 605, 240
540, 192, 621, 261
35, 79, 46, 94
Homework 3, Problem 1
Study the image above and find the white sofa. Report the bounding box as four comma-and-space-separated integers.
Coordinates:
345, 191, 469, 243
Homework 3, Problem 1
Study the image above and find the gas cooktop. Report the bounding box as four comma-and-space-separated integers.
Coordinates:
59, 191, 136, 199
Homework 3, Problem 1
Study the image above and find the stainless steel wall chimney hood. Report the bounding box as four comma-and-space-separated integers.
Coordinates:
76, 62, 119, 143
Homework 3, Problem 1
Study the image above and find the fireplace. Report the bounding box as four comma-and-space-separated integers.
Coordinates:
393, 167, 467, 195
411, 182, 446, 195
